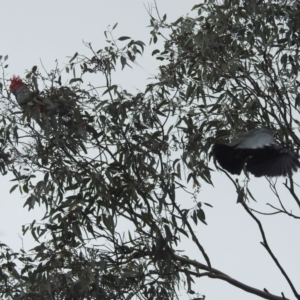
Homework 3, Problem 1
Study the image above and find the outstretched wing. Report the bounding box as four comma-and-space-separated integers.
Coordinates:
229, 128, 277, 149
246, 146, 300, 177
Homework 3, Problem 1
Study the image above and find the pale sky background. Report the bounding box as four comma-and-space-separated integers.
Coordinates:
1, 1, 300, 300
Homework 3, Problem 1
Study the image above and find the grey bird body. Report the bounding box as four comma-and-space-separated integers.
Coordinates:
213, 128, 300, 177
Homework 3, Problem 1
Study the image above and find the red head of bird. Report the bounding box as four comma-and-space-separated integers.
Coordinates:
9, 76, 25, 94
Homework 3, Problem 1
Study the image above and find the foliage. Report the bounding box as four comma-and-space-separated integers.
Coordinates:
0, 0, 300, 299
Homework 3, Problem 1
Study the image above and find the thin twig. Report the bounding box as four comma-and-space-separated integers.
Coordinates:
241, 202, 299, 299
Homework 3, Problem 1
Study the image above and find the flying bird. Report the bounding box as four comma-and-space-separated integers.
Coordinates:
213, 128, 300, 177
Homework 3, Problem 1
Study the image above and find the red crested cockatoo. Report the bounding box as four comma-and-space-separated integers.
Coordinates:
213, 128, 300, 177
9, 76, 32, 107
10, 75, 76, 116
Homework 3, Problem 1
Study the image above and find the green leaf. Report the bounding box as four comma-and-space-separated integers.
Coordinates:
72, 222, 82, 239
164, 224, 172, 242
186, 83, 195, 101
102, 85, 117, 96
118, 36, 131, 41
10, 184, 18, 194
120, 56, 127, 70
69, 78, 83, 84
295, 94, 300, 108
152, 49, 160, 56
69, 52, 78, 63
281, 53, 287, 66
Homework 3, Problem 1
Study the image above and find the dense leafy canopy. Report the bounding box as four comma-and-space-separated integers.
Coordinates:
0, 0, 300, 299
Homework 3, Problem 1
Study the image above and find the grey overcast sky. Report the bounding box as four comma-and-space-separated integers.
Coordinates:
1, 1, 300, 300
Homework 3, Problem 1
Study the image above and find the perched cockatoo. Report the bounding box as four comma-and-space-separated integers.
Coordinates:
213, 128, 300, 177
9, 76, 32, 107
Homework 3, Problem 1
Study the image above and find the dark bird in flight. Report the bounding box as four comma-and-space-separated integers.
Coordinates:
212, 128, 300, 177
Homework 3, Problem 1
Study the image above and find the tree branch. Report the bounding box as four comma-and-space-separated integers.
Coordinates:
241, 202, 300, 299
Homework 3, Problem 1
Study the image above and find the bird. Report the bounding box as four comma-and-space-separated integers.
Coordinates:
212, 128, 300, 177
9, 75, 75, 116
9, 75, 32, 107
